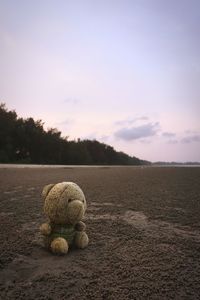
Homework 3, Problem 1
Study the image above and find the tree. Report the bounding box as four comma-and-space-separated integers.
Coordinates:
0, 103, 147, 165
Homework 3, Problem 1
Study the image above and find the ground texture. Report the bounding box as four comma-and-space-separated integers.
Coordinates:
0, 166, 200, 299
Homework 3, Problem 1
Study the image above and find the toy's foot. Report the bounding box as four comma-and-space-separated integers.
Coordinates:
51, 237, 69, 255
74, 232, 89, 249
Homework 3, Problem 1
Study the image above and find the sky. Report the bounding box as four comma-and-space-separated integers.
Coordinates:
0, 0, 200, 162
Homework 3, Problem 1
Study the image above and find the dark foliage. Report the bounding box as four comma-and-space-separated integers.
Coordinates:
0, 103, 149, 165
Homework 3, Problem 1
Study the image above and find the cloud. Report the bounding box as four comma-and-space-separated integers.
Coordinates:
55, 119, 74, 127
181, 135, 200, 143
162, 131, 200, 144
162, 132, 176, 138
114, 116, 149, 126
63, 97, 80, 105
167, 139, 178, 144
81, 132, 109, 142
114, 122, 159, 141
140, 139, 152, 144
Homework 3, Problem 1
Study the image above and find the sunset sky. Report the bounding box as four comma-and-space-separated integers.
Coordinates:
0, 0, 200, 162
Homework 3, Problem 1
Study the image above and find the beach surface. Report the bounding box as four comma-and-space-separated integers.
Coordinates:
0, 166, 200, 299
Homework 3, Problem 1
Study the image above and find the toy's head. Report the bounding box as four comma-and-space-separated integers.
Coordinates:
42, 182, 87, 225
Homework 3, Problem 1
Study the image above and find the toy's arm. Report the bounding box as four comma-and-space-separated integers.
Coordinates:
40, 222, 52, 235
75, 221, 86, 232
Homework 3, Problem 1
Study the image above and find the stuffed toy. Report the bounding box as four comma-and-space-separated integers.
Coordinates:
40, 182, 89, 255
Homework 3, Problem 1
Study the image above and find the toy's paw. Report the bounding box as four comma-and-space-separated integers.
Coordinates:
51, 237, 69, 255
40, 223, 51, 235
75, 221, 86, 231
74, 232, 89, 249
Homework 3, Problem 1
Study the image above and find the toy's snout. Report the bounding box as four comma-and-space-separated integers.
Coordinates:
67, 199, 85, 224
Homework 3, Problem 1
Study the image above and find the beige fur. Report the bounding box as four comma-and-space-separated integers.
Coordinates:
39, 222, 52, 235
51, 237, 69, 255
40, 182, 89, 255
74, 231, 89, 249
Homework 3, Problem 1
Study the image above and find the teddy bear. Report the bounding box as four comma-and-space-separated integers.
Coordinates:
39, 182, 89, 255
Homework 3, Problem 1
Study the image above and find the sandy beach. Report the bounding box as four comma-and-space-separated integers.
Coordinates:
0, 166, 200, 299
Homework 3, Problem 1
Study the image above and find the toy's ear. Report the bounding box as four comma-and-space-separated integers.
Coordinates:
42, 184, 55, 201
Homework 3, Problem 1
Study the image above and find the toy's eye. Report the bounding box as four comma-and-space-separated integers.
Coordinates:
68, 198, 73, 203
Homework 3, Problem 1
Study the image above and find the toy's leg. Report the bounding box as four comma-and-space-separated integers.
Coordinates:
74, 231, 89, 249
51, 237, 69, 255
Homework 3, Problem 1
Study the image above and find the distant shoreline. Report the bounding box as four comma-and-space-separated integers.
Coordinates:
0, 164, 144, 168
0, 163, 200, 168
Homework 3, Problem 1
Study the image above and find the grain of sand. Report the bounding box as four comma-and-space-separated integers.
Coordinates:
0, 166, 200, 299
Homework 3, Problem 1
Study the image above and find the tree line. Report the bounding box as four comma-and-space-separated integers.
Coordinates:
0, 103, 149, 165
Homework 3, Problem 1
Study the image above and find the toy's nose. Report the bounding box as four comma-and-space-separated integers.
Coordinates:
68, 200, 84, 224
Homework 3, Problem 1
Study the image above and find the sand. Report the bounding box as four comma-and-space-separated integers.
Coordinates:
0, 166, 200, 299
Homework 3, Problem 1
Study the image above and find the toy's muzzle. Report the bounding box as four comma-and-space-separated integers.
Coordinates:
67, 200, 84, 224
